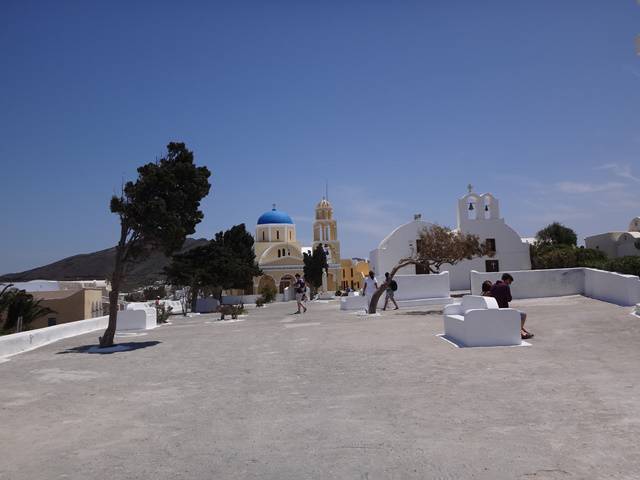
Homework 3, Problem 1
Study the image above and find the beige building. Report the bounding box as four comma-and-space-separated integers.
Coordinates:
585, 217, 640, 258
253, 205, 305, 294
253, 199, 344, 294
312, 198, 342, 291
31, 288, 104, 329
340, 258, 370, 291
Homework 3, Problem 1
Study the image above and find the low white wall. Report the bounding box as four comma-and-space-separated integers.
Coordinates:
470, 268, 640, 306
584, 268, 640, 307
470, 268, 585, 299
116, 308, 157, 331
222, 295, 261, 305
0, 315, 109, 359
393, 272, 450, 301
195, 298, 220, 313
125, 302, 150, 310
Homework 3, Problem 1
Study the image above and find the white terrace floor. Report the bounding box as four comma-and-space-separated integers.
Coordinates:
1, 296, 639, 480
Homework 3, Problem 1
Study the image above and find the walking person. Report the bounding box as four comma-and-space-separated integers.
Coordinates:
294, 273, 307, 314
382, 272, 399, 311
362, 270, 378, 314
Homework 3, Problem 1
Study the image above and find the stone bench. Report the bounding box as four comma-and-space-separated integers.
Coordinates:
443, 295, 521, 347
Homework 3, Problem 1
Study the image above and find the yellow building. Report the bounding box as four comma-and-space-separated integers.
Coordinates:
312, 198, 342, 291
253, 199, 345, 294
253, 205, 305, 294
340, 258, 371, 291
31, 288, 104, 329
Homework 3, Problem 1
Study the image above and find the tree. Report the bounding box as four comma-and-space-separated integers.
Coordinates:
303, 245, 328, 293
164, 243, 215, 313
0, 289, 56, 333
101, 142, 211, 347
164, 224, 261, 311
368, 225, 492, 314
536, 222, 577, 247
213, 224, 262, 292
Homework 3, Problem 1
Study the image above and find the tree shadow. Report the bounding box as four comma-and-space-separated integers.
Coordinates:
403, 310, 443, 316
56, 341, 161, 355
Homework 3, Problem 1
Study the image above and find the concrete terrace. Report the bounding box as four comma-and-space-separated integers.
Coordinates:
1, 296, 639, 479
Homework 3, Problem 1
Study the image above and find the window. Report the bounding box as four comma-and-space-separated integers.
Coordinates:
276, 230, 280, 240
278, 250, 281, 258
350, 268, 354, 277
289, 231, 292, 240
485, 238, 496, 253
262, 231, 265, 241
485, 260, 500, 272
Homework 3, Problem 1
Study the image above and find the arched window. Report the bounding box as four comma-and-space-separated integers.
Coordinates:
276, 230, 280, 240
262, 231, 265, 241
278, 249, 281, 258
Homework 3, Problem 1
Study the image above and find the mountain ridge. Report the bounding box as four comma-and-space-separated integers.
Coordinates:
0, 238, 208, 291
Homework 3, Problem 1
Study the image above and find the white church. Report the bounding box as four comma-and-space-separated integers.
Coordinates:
369, 187, 531, 291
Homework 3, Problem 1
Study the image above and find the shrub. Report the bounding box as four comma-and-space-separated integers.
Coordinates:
602, 256, 640, 277
155, 303, 172, 324
258, 285, 277, 304
124, 291, 145, 302
531, 245, 606, 270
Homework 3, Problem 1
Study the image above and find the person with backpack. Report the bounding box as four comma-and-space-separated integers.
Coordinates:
382, 272, 399, 311
294, 273, 307, 314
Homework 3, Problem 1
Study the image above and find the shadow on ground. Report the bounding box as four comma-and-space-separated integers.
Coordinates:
402, 310, 443, 316
56, 341, 161, 355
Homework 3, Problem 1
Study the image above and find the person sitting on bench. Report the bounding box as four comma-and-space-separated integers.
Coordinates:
489, 273, 533, 340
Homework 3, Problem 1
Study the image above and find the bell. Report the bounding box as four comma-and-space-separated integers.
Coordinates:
468, 203, 474, 211
485, 205, 489, 212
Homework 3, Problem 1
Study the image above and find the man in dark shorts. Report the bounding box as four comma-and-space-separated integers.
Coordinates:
294, 273, 307, 314
489, 273, 533, 339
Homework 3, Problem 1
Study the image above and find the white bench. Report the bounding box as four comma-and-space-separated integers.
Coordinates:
443, 295, 521, 347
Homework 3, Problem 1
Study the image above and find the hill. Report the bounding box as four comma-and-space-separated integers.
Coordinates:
0, 238, 209, 291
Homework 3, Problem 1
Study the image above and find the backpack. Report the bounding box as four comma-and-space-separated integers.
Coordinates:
390, 280, 398, 291
296, 280, 305, 294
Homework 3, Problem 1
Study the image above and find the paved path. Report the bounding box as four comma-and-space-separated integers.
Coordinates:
1, 296, 639, 479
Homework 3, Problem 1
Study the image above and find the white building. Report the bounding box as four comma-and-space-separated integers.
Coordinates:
369, 188, 531, 291
584, 217, 640, 258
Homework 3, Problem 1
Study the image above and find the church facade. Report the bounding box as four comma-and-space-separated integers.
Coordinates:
369, 187, 531, 291
252, 199, 343, 294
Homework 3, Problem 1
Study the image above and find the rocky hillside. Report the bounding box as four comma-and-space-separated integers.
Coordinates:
0, 238, 208, 291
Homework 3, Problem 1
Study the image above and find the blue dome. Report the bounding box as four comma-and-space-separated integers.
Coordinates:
257, 208, 294, 225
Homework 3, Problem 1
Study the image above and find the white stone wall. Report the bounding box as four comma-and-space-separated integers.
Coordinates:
393, 272, 450, 301
470, 268, 640, 307
0, 315, 109, 359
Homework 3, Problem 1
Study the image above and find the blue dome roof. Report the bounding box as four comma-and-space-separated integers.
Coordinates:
257, 207, 294, 225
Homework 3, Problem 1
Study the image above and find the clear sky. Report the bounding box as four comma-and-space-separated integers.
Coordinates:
1, 1, 639, 274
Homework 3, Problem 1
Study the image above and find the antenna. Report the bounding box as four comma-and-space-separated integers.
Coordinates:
325, 179, 329, 201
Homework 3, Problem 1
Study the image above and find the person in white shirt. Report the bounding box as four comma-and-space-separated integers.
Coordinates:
362, 270, 378, 313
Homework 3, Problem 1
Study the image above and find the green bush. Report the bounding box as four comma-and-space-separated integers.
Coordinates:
531, 245, 606, 270
258, 285, 277, 304
155, 303, 172, 324
602, 256, 640, 277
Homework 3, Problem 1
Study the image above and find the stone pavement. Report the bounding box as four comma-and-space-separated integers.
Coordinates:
1, 296, 639, 479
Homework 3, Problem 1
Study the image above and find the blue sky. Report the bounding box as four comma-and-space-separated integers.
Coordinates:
1, 1, 639, 274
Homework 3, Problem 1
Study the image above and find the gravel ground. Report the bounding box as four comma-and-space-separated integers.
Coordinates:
1, 295, 639, 480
